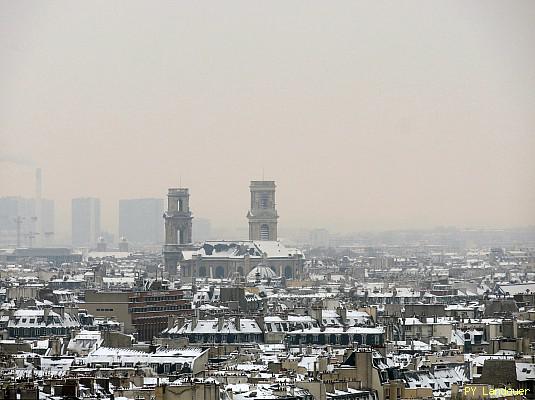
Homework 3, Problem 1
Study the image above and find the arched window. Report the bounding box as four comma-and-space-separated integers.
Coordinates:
340, 334, 349, 345
329, 334, 337, 345
215, 266, 225, 279
177, 228, 185, 244
260, 224, 269, 240
284, 265, 293, 279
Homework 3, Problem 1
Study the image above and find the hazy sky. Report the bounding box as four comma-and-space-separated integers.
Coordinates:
1, 1, 534, 237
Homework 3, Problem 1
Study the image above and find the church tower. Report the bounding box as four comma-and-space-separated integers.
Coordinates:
163, 188, 193, 274
247, 181, 278, 241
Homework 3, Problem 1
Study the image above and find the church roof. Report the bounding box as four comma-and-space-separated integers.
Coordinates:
181, 240, 303, 260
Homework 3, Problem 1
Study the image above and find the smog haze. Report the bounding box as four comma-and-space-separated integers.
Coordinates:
1, 1, 535, 237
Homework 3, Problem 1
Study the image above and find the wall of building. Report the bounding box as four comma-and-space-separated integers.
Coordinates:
72, 198, 101, 247
154, 382, 219, 400
183, 256, 303, 280
83, 291, 133, 333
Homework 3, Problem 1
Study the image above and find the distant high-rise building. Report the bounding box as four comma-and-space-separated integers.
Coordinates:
118, 198, 164, 245
72, 197, 101, 247
40, 199, 55, 246
309, 228, 330, 247
0, 196, 55, 247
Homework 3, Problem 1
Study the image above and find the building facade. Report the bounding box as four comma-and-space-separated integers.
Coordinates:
180, 241, 304, 280
72, 197, 101, 247
0, 196, 54, 247
247, 181, 278, 241
163, 180, 304, 280
163, 188, 194, 274
7, 308, 80, 339
129, 289, 192, 341
84, 289, 192, 341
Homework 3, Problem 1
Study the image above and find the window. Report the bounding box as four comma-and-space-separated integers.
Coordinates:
259, 194, 269, 208
260, 224, 269, 240
215, 266, 225, 279
284, 265, 293, 279
178, 228, 185, 244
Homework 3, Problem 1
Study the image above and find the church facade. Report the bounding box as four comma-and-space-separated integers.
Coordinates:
163, 180, 304, 280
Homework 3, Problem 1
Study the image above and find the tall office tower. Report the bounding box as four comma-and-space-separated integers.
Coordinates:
247, 180, 278, 241
40, 199, 55, 246
309, 228, 330, 247
118, 198, 164, 245
72, 197, 101, 247
0, 197, 35, 247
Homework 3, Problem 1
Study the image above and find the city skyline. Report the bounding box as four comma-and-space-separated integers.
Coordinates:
1, 3, 535, 397
1, 175, 535, 248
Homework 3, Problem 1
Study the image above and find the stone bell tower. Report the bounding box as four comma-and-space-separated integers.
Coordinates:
163, 188, 193, 274
247, 180, 278, 241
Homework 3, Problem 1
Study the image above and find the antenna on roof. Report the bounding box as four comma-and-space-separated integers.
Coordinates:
262, 167, 265, 181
